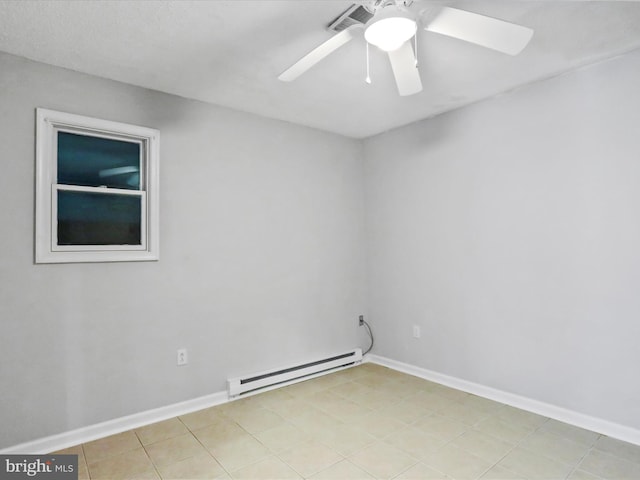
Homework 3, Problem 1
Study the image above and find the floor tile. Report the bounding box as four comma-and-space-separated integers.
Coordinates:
318, 397, 372, 423
217, 397, 261, 419
329, 380, 376, 399
191, 418, 249, 449
51, 444, 85, 458
230, 455, 301, 479
376, 399, 432, 424
479, 464, 526, 479
354, 373, 393, 390
496, 406, 548, 430
579, 449, 640, 479
252, 423, 310, 453
394, 462, 451, 479
439, 402, 493, 427
313, 423, 377, 456
265, 397, 315, 419
566, 469, 603, 480
385, 379, 426, 398
473, 415, 535, 444
334, 365, 373, 380
593, 435, 640, 464
305, 390, 347, 409
406, 391, 456, 412
518, 429, 590, 465
208, 435, 271, 472
311, 372, 352, 390
429, 384, 470, 402
51, 443, 89, 478
135, 418, 189, 446
449, 430, 514, 464
144, 433, 207, 467
281, 379, 327, 397
83, 431, 142, 464
289, 407, 344, 435
229, 406, 285, 434
398, 375, 435, 390
460, 395, 505, 415
179, 406, 228, 431
77, 462, 90, 480
349, 441, 418, 479
277, 440, 343, 477
251, 388, 295, 408
350, 389, 399, 411
412, 415, 469, 442
309, 459, 375, 479
349, 411, 407, 438
86, 447, 155, 479
384, 426, 448, 460
421, 444, 493, 480
538, 419, 600, 446
497, 446, 575, 479
155, 453, 226, 479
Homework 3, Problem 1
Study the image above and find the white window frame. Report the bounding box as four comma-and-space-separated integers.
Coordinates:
35, 108, 160, 263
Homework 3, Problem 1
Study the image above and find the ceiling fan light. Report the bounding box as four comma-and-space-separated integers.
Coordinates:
365, 13, 417, 52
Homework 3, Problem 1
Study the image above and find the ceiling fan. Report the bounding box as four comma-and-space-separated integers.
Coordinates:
278, 0, 534, 96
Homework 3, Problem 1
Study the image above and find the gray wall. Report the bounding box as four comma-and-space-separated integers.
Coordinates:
364, 49, 640, 429
0, 52, 367, 449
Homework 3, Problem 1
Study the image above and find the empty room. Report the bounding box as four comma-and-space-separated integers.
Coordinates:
1, 1, 640, 479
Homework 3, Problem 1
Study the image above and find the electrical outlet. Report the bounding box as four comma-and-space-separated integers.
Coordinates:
177, 348, 188, 366
359, 315, 364, 326
412, 325, 421, 338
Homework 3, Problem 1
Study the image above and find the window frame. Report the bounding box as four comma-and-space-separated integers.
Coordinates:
35, 108, 160, 263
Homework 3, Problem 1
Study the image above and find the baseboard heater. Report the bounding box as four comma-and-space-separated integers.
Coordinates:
227, 348, 362, 398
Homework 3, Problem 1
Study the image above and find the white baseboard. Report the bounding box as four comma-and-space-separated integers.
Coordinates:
367, 354, 640, 447
1, 353, 364, 454
6, 355, 639, 453
0, 391, 228, 455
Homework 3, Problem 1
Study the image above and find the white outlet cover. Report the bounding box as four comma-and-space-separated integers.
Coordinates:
412, 325, 421, 338
177, 348, 188, 366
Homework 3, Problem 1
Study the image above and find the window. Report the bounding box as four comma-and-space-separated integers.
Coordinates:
35, 109, 159, 263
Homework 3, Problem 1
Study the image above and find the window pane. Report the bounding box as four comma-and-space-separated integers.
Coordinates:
57, 131, 141, 190
57, 190, 142, 246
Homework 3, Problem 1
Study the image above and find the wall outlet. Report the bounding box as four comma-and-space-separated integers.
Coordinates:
359, 315, 364, 326
412, 325, 421, 338
177, 348, 188, 366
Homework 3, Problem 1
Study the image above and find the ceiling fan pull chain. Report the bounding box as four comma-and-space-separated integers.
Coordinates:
414, 29, 419, 67
365, 42, 372, 84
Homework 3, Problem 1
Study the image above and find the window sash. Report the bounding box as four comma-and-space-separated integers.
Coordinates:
51, 184, 147, 252
54, 127, 146, 191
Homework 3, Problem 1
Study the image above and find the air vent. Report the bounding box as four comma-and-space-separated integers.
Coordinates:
328, 4, 375, 32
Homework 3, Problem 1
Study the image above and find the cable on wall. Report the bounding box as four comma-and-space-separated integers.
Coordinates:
361, 318, 374, 355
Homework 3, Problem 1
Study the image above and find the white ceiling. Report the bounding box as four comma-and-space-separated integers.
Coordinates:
1, 0, 640, 138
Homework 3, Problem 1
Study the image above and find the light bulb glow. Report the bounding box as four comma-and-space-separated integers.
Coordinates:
365, 16, 417, 52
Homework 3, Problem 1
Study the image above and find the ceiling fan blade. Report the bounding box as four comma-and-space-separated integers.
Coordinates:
424, 6, 533, 56
278, 25, 361, 82
387, 41, 423, 97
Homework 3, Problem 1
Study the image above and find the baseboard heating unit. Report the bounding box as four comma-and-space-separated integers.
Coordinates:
227, 348, 363, 398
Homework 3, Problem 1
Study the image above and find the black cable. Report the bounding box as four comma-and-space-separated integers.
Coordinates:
362, 320, 374, 355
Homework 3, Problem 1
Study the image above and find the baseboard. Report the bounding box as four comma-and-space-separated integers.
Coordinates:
367, 354, 640, 446
2, 353, 364, 454
7, 355, 639, 453
0, 391, 228, 454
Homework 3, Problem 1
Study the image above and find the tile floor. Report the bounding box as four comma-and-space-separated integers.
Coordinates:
51, 363, 640, 479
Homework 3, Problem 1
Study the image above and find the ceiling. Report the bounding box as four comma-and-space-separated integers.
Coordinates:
1, 0, 640, 139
